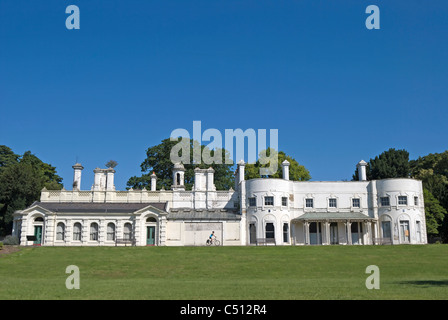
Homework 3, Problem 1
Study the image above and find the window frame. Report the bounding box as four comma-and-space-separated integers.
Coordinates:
305, 198, 314, 208
248, 197, 256, 207
398, 196, 408, 206
264, 196, 274, 206
328, 198, 337, 208
380, 196, 390, 207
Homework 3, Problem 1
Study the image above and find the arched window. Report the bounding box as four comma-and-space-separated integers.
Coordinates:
146, 217, 157, 223
73, 222, 82, 241
56, 222, 65, 241
124, 223, 132, 240
107, 223, 115, 241
90, 222, 99, 241
35, 217, 44, 222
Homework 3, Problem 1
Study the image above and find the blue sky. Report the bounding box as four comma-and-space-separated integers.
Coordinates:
1, 0, 447, 190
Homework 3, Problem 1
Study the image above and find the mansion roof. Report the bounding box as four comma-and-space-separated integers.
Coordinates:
30, 202, 168, 214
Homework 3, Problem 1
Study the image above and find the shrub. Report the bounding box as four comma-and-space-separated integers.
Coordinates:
0, 242, 3, 250
2, 235, 19, 245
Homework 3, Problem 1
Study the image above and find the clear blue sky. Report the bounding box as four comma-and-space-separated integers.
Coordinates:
1, 1, 447, 190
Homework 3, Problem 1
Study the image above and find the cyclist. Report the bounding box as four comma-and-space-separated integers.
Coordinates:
209, 231, 215, 244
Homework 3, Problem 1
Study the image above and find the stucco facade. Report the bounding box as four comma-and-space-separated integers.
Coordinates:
12, 160, 427, 246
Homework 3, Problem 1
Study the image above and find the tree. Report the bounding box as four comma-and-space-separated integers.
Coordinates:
0, 146, 63, 235
0, 145, 19, 171
244, 148, 311, 181
127, 138, 234, 191
411, 151, 448, 242
423, 188, 447, 239
352, 148, 410, 181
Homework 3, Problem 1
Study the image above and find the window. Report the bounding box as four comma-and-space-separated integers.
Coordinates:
90, 222, 99, 241
352, 198, 360, 208
305, 198, 314, 208
107, 223, 115, 241
282, 197, 287, 207
56, 222, 65, 241
124, 223, 132, 240
414, 196, 419, 206
265, 196, 274, 206
265, 223, 275, 239
248, 197, 256, 207
73, 222, 82, 241
329, 198, 337, 208
398, 196, 408, 205
380, 197, 390, 206
283, 223, 289, 243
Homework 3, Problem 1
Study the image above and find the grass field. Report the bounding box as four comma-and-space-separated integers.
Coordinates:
1, 244, 448, 300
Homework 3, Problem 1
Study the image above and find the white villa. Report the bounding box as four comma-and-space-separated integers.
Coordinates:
12, 160, 427, 246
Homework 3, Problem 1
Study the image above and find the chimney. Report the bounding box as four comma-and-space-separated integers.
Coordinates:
72, 163, 84, 190
93, 168, 103, 191
357, 160, 368, 181
150, 172, 157, 191
206, 167, 216, 191
106, 168, 115, 191
237, 160, 245, 185
282, 160, 290, 180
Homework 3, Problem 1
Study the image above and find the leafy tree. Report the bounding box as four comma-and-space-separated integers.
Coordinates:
352, 148, 410, 180
0, 146, 63, 235
245, 148, 311, 181
0, 145, 19, 171
423, 188, 447, 238
127, 138, 234, 191
411, 151, 448, 241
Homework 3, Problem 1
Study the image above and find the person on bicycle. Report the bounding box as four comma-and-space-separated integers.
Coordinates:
209, 231, 215, 243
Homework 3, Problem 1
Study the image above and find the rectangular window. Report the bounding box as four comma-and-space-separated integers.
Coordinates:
305, 198, 314, 208
329, 198, 337, 208
380, 197, 390, 206
282, 197, 287, 206
265, 196, 274, 206
248, 197, 256, 207
352, 198, 360, 208
398, 196, 408, 205
414, 196, 418, 206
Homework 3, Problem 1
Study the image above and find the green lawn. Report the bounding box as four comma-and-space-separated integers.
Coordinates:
1, 245, 448, 300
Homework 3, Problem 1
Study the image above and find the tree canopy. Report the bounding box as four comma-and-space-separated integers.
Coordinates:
0, 146, 63, 235
245, 148, 311, 181
352, 148, 410, 181
127, 138, 234, 191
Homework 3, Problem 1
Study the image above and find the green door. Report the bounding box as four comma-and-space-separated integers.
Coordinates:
146, 226, 155, 245
34, 226, 42, 245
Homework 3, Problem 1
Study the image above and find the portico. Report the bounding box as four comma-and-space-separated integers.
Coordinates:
291, 212, 376, 245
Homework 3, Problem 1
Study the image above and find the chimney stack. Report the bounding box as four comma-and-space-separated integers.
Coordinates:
150, 172, 157, 191
357, 160, 368, 181
282, 160, 290, 180
72, 163, 84, 190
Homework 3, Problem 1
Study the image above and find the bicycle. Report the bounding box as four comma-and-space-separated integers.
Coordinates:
206, 236, 220, 246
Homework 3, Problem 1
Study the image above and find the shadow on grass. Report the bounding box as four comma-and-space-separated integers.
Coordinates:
399, 280, 448, 287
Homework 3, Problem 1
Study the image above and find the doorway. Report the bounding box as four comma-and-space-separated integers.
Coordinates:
330, 222, 338, 244
249, 223, 256, 244
400, 220, 410, 243
34, 225, 42, 245
146, 226, 155, 246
